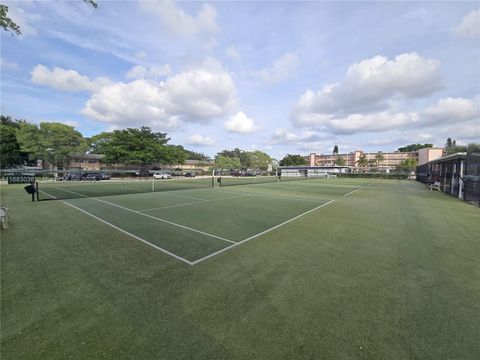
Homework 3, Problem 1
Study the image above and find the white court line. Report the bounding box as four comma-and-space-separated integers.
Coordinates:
215, 188, 324, 203
138, 193, 252, 212
343, 181, 373, 197
139, 200, 209, 212
159, 191, 207, 201
51, 187, 236, 244
190, 199, 336, 265
39, 191, 194, 266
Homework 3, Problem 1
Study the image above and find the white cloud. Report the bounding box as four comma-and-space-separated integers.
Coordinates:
224, 111, 259, 133
421, 97, 478, 125
454, 10, 480, 38
249, 52, 298, 85
125, 64, 172, 80
270, 128, 324, 145
185, 133, 215, 146
31, 65, 111, 92
139, 0, 219, 38
291, 97, 478, 136
81, 60, 237, 129
292, 52, 442, 125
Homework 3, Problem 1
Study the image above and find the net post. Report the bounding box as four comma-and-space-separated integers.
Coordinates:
152, 178, 155, 192
212, 169, 215, 188
276, 169, 279, 182
35, 181, 39, 201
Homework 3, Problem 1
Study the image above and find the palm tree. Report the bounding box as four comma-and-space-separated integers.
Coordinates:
356, 154, 369, 169
375, 153, 385, 167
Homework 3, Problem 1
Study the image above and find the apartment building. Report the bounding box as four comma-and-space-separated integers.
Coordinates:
308, 148, 444, 171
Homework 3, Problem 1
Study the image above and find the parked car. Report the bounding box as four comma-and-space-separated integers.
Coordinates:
100, 172, 111, 180
185, 172, 195, 177
153, 172, 172, 179
81, 172, 102, 181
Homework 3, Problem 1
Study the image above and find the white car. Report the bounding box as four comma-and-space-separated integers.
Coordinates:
153, 172, 172, 179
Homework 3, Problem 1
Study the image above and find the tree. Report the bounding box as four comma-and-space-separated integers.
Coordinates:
397, 158, 417, 173
183, 148, 210, 161
215, 155, 241, 170
248, 150, 272, 170
279, 154, 307, 167
216, 148, 272, 170
445, 142, 480, 155
375, 153, 385, 166
334, 157, 346, 166
16, 122, 87, 169
162, 145, 188, 165
333, 145, 338, 154
0, 5, 21, 36
445, 137, 453, 149
0, 124, 22, 167
356, 154, 368, 168
98, 127, 180, 174
1, 1, 97, 37
398, 143, 433, 152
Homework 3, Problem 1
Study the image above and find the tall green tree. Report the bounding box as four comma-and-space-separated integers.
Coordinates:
333, 145, 338, 154
16, 122, 87, 169
445, 137, 453, 149
375, 153, 385, 166
0, 115, 28, 167
98, 127, 181, 174
248, 151, 272, 170
1, 1, 97, 37
0, 124, 21, 167
0, 5, 21, 36
356, 154, 369, 168
397, 158, 418, 173
398, 143, 433, 152
279, 154, 307, 167
215, 155, 241, 170
334, 157, 346, 166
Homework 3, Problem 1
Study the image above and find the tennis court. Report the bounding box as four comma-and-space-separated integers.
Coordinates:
37, 177, 369, 265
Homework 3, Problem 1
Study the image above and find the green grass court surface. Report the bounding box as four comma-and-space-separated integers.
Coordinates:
1, 178, 479, 359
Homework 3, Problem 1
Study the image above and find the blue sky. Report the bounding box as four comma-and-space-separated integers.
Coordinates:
1, 0, 479, 159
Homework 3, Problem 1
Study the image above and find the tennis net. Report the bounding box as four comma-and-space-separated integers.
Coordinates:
216, 175, 278, 187
37, 177, 214, 200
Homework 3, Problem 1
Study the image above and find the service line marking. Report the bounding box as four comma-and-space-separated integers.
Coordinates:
190, 199, 336, 265
49, 187, 236, 244
39, 190, 194, 266
138, 193, 252, 212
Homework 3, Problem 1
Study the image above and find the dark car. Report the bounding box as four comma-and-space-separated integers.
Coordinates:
100, 172, 111, 180
81, 172, 102, 181
185, 172, 196, 177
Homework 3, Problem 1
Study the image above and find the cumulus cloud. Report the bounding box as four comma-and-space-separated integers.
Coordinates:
292, 52, 442, 125
82, 60, 237, 129
139, 0, 219, 38
125, 64, 172, 80
270, 128, 324, 145
185, 133, 215, 146
454, 10, 480, 38
249, 52, 298, 85
31, 65, 111, 92
224, 111, 259, 133
421, 97, 478, 125
291, 97, 478, 136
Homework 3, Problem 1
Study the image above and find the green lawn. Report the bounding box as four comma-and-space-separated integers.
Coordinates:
1, 179, 479, 359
